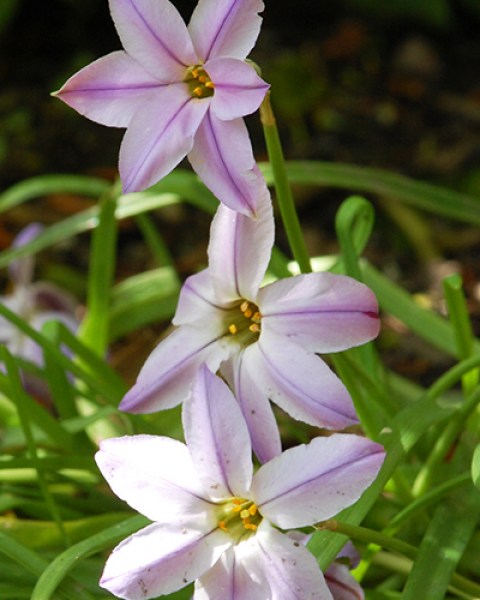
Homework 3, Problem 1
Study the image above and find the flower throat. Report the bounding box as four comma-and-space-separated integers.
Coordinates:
185, 65, 215, 98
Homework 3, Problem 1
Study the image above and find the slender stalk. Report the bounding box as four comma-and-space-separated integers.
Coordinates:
318, 520, 480, 598
260, 93, 311, 274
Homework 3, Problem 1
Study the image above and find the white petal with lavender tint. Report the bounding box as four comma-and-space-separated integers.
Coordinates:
183, 366, 253, 499
173, 269, 225, 327
95, 436, 214, 526
252, 434, 385, 529
119, 325, 231, 413
195, 544, 270, 599
258, 272, 379, 353
222, 350, 282, 464
188, 0, 265, 62
109, 0, 198, 81
54, 51, 163, 128
119, 84, 209, 193
207, 57, 269, 120
245, 521, 333, 600
9, 223, 43, 286
100, 522, 231, 599
251, 331, 358, 429
188, 112, 267, 217
325, 562, 364, 600
207, 191, 274, 303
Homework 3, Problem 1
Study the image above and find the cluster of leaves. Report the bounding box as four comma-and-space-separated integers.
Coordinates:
1, 160, 480, 599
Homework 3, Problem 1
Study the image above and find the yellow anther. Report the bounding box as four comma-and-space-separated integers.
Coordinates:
191, 68, 199, 78
240, 301, 250, 313
193, 86, 203, 97
252, 312, 261, 323
249, 323, 260, 333
219, 521, 228, 531
198, 75, 207, 83
205, 81, 215, 89
240, 509, 250, 519
244, 522, 258, 531
249, 504, 258, 516
244, 308, 253, 318
228, 324, 238, 335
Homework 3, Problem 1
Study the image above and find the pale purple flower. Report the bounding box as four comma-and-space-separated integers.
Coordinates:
288, 534, 364, 600
96, 366, 385, 600
53, 0, 270, 217
120, 194, 380, 462
0, 224, 79, 399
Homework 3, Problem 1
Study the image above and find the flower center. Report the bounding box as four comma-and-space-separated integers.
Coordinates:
185, 65, 215, 99
225, 300, 261, 345
217, 497, 262, 542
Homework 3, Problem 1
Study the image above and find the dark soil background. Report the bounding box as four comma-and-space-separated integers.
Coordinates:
1, 0, 480, 384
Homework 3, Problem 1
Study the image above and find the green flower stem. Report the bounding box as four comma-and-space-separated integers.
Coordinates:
355, 473, 471, 580
260, 93, 311, 274
318, 519, 480, 598
412, 386, 480, 497
316, 519, 416, 560
443, 273, 478, 395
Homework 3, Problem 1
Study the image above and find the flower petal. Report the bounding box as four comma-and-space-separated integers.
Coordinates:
119, 325, 230, 413
208, 192, 274, 303
101, 522, 231, 599
195, 546, 270, 600
207, 58, 269, 120
53, 51, 163, 127
243, 521, 333, 600
252, 332, 358, 429
119, 84, 208, 193
258, 272, 380, 353
188, 0, 265, 61
222, 349, 282, 464
96, 435, 214, 525
109, 0, 198, 80
173, 269, 226, 327
252, 434, 385, 529
30, 282, 77, 315
183, 365, 253, 499
9, 223, 43, 286
325, 563, 364, 600
188, 111, 268, 217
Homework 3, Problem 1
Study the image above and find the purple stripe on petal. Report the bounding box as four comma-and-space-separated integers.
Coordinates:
101, 522, 231, 599
110, 0, 198, 79
183, 366, 253, 499
189, 0, 265, 62
119, 326, 230, 413
188, 112, 263, 216
252, 434, 385, 529
119, 84, 208, 193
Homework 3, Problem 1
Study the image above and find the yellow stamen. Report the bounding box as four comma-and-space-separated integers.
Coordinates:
252, 312, 261, 323
240, 509, 250, 519
228, 324, 238, 335
244, 308, 253, 318
240, 301, 250, 313
193, 86, 203, 97
219, 521, 228, 531
191, 68, 199, 78
249, 504, 258, 516
205, 81, 215, 89
244, 522, 258, 531
249, 323, 260, 333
